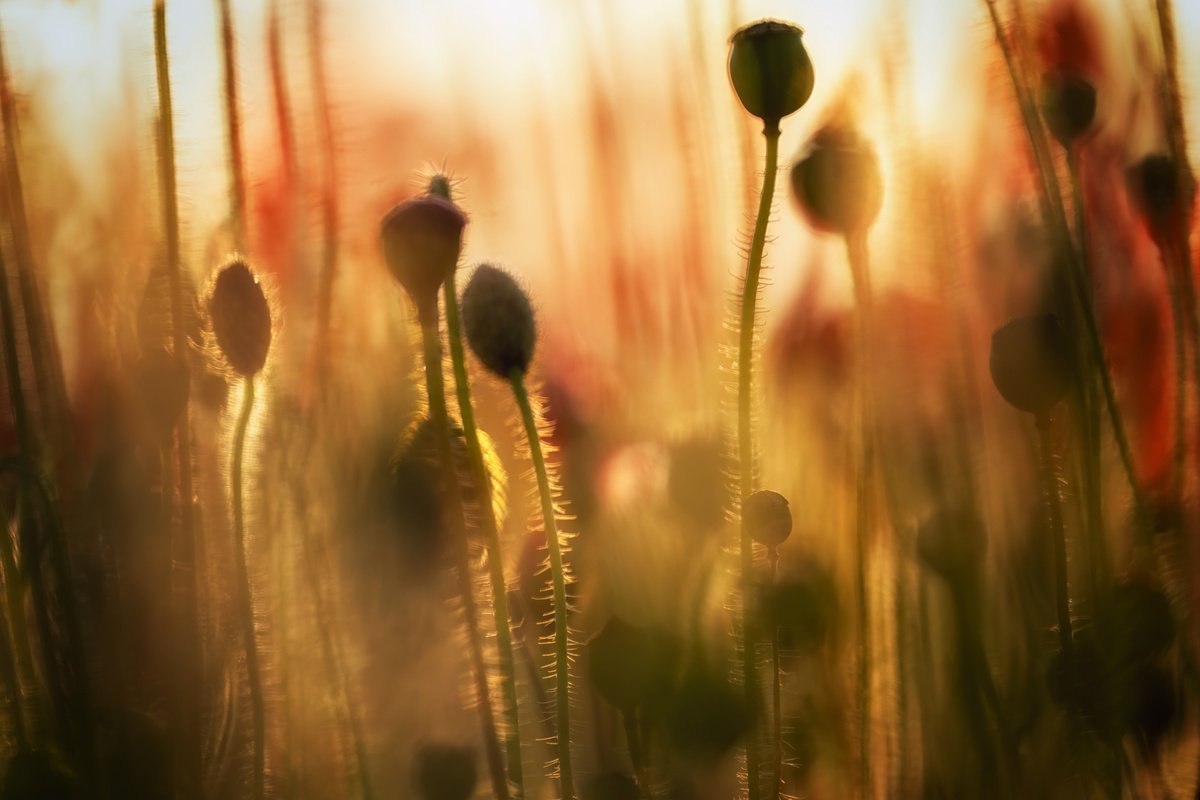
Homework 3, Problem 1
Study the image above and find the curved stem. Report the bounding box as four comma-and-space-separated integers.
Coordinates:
445, 270, 525, 799
510, 373, 574, 800
420, 322, 510, 800
231, 375, 265, 800
1035, 414, 1072, 656
736, 123, 780, 800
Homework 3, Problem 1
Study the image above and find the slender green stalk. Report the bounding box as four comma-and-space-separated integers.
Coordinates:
0, 495, 24, 749
1035, 415, 1073, 656
230, 376, 265, 800
420, 321, 511, 800
510, 373, 575, 800
768, 548, 782, 800
153, 5, 202, 794
735, 123, 780, 800
216, 0, 246, 251
308, 0, 340, 372
444, 269, 525, 798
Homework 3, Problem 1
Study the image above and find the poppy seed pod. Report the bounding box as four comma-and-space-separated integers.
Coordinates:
743, 489, 792, 548
1039, 71, 1096, 148
209, 259, 271, 377
380, 195, 467, 322
728, 20, 814, 128
989, 314, 1073, 415
791, 127, 883, 236
461, 264, 536, 379
413, 743, 477, 800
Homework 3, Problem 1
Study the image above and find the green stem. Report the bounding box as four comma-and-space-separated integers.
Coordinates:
510, 373, 575, 800
308, 0, 339, 373
736, 122, 779, 800
1035, 415, 1073, 656
231, 376, 265, 800
768, 548, 782, 800
420, 321, 511, 800
216, 0, 246, 251
444, 270, 525, 799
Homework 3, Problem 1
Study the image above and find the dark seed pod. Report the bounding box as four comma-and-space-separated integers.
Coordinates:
916, 508, 987, 585
989, 314, 1073, 415
413, 743, 477, 800
1039, 72, 1096, 148
728, 20, 814, 128
662, 668, 752, 762
381, 195, 467, 323
208, 259, 271, 377
1127, 153, 1196, 247
461, 264, 536, 379
135, 348, 189, 438
587, 618, 672, 712
743, 489, 792, 548
583, 771, 640, 800
790, 127, 883, 236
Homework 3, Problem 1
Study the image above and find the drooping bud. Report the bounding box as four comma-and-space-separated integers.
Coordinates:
1039, 71, 1096, 148
989, 314, 1073, 415
1127, 153, 1196, 249
413, 743, 477, 800
209, 258, 271, 377
728, 20, 814, 129
742, 489, 792, 548
461, 264, 536, 379
791, 127, 883, 237
380, 195, 467, 323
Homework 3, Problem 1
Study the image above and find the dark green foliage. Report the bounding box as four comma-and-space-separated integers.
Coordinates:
1, 751, 79, 800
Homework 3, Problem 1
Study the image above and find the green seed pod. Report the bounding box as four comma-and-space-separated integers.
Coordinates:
413, 743, 477, 800
1039, 71, 1096, 148
380, 195, 467, 323
790, 127, 883, 236
209, 258, 272, 377
742, 489, 792, 548
461, 264, 536, 379
728, 20, 814, 129
989, 314, 1073, 415
587, 618, 673, 712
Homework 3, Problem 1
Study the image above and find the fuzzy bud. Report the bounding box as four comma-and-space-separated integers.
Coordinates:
728, 20, 814, 129
209, 259, 271, 377
461, 264, 536, 379
791, 127, 883, 236
381, 195, 467, 323
742, 489, 792, 548
989, 314, 1073, 415
1039, 71, 1096, 148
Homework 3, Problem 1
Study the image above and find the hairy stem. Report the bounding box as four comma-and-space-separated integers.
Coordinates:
216, 0, 246, 251
768, 548, 782, 800
735, 122, 779, 800
420, 321, 511, 800
1035, 415, 1072, 656
510, 372, 575, 800
444, 270, 525, 799
308, 0, 340, 373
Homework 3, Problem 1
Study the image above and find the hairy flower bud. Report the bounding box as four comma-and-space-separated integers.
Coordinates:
1039, 71, 1096, 148
380, 195, 467, 323
209, 258, 271, 377
728, 20, 814, 129
742, 489, 792, 547
791, 127, 883, 236
461, 264, 536, 379
989, 314, 1073, 415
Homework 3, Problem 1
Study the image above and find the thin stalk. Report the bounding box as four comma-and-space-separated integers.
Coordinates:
623, 711, 650, 799
1035, 415, 1073, 656
153, 5, 202, 794
846, 232, 874, 799
420, 321, 510, 800
510, 372, 575, 800
308, 0, 339, 372
768, 548, 782, 800
735, 122, 780, 800
444, 269, 525, 799
216, 0, 247, 251
231, 376, 265, 800
981, 0, 1146, 515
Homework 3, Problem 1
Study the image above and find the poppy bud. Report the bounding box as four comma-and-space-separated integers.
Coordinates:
791, 127, 883, 236
728, 20, 814, 129
989, 314, 1073, 415
587, 618, 673, 712
742, 489, 792, 548
1039, 71, 1096, 148
413, 743, 477, 800
1127, 153, 1196, 248
209, 259, 271, 377
380, 195, 467, 323
461, 264, 536, 379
